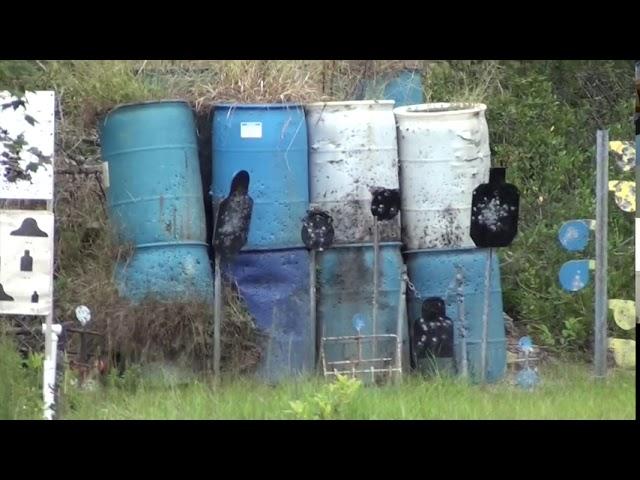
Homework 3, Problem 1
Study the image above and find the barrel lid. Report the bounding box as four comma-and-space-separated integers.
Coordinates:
393, 102, 487, 116
305, 100, 395, 109
404, 246, 485, 255
108, 99, 192, 113
214, 103, 303, 110
325, 241, 403, 249
134, 241, 209, 249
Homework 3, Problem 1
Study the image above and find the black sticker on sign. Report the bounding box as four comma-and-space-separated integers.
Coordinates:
0, 283, 14, 301
10, 217, 48, 237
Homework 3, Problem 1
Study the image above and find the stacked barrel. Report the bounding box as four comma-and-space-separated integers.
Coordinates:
305, 100, 407, 368
100, 101, 214, 304
393, 103, 507, 382
211, 104, 312, 382
383, 69, 425, 107
100, 96, 509, 384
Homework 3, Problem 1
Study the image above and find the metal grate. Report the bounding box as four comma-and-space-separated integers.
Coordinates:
320, 333, 402, 382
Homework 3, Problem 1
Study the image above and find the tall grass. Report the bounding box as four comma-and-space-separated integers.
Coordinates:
62, 363, 634, 420
0, 334, 42, 420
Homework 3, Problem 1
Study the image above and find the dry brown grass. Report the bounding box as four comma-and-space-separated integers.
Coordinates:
53, 168, 262, 374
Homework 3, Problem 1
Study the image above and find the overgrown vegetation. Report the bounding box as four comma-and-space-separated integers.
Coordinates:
0, 60, 635, 385
286, 374, 363, 419
61, 363, 635, 420
0, 333, 42, 419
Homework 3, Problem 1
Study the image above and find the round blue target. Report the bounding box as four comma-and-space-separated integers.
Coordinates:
558, 259, 591, 292
558, 220, 590, 252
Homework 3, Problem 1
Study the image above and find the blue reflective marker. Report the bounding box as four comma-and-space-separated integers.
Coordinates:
559, 259, 591, 292
352, 313, 366, 334
518, 336, 534, 353
516, 367, 539, 390
558, 220, 591, 252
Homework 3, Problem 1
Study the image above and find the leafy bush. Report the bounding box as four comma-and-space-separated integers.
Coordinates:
0, 334, 42, 419
429, 61, 634, 355
286, 374, 362, 420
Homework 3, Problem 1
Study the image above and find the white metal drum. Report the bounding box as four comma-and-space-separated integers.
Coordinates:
305, 100, 400, 244
394, 103, 491, 250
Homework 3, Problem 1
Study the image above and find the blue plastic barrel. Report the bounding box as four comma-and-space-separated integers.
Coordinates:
383, 69, 424, 107
317, 243, 408, 369
405, 248, 506, 383
101, 100, 207, 245
223, 248, 313, 382
115, 243, 214, 304
101, 101, 213, 304
212, 104, 309, 250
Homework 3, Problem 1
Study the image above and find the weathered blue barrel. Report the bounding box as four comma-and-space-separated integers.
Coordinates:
115, 243, 214, 304
383, 69, 425, 107
102, 100, 207, 245
317, 244, 408, 368
405, 249, 506, 383
101, 100, 213, 303
211, 104, 309, 250
223, 249, 312, 382
354, 68, 424, 107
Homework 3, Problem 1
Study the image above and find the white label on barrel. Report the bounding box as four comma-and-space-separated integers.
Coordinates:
241, 122, 262, 139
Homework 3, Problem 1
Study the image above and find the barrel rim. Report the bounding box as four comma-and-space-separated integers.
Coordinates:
393, 102, 487, 117
107, 99, 192, 114
305, 99, 395, 109
320, 241, 403, 249
134, 241, 210, 249
213, 103, 304, 110
404, 246, 490, 255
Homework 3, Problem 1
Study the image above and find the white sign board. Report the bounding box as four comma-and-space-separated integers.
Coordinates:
0, 209, 54, 315
0, 91, 55, 200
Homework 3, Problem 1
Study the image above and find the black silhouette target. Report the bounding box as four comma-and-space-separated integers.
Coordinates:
370, 187, 401, 221
301, 208, 335, 251
413, 297, 454, 359
10, 217, 49, 237
20, 250, 33, 271
0, 283, 14, 301
213, 170, 253, 257
0, 213, 53, 311
470, 167, 520, 248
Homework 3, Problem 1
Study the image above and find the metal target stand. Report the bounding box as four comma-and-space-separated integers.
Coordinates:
317, 189, 406, 383
319, 269, 406, 383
